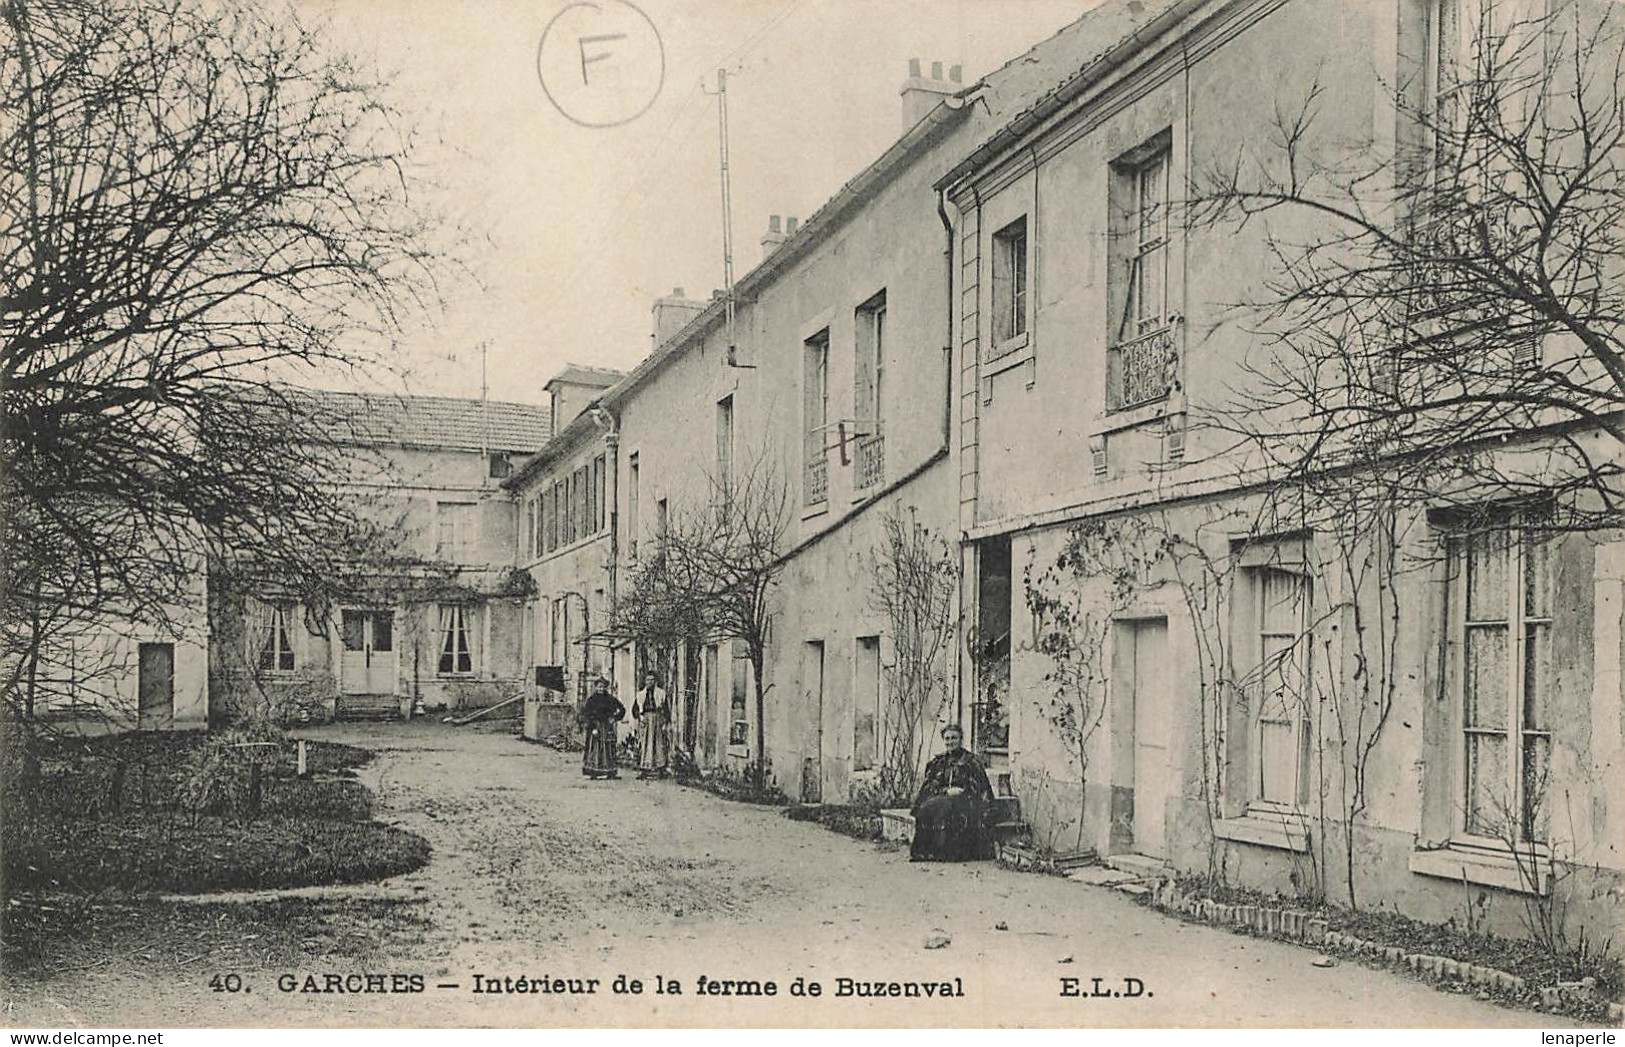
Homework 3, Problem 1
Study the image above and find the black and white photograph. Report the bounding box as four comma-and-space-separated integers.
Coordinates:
1, 0, 1622, 1031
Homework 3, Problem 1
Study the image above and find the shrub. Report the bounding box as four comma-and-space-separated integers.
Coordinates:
848, 771, 914, 813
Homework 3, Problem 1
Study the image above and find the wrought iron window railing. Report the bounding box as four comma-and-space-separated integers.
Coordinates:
1106, 323, 1180, 412
854, 433, 884, 490
804, 455, 828, 505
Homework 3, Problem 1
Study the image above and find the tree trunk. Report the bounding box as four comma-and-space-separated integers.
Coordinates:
750, 643, 766, 792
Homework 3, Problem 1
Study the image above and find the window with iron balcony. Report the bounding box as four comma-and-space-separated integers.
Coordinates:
1107, 137, 1179, 413
803, 329, 830, 506
854, 292, 886, 491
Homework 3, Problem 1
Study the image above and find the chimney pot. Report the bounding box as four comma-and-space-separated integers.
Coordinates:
787, 217, 799, 234
931, 60, 943, 80
950, 64, 962, 83
652, 288, 705, 348
908, 57, 921, 78
769, 214, 781, 233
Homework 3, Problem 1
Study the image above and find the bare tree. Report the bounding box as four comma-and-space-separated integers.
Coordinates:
613, 458, 789, 789
1192, 0, 1624, 529
1, 0, 445, 720
1023, 520, 1144, 857
866, 505, 956, 804
1182, 0, 1624, 910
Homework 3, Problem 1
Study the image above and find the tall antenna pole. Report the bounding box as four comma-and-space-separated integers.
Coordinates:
716, 67, 739, 364
479, 340, 490, 461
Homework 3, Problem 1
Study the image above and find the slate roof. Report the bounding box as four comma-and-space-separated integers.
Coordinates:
279, 387, 552, 453
977, 0, 1172, 117
544, 364, 625, 390
590, 0, 1176, 412
936, 0, 1186, 189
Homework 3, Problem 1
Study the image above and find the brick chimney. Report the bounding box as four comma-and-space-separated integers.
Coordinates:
760, 214, 801, 261
900, 58, 962, 133
652, 287, 707, 349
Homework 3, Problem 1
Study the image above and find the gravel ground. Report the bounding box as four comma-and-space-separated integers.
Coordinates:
1, 721, 1575, 1028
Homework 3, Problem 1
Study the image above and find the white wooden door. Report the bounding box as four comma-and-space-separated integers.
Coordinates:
341, 610, 396, 694
1131, 620, 1170, 858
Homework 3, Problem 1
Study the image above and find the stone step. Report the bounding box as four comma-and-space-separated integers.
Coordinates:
1104, 852, 1170, 880
334, 694, 403, 721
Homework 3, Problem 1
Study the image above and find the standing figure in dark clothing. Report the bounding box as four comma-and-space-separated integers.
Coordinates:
910, 723, 995, 861
580, 676, 625, 780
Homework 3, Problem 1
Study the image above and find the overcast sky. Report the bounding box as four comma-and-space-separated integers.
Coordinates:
297, 0, 1100, 406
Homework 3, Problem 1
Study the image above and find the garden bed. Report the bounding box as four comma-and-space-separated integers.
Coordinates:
1, 893, 431, 974
994, 841, 1095, 875
2, 729, 428, 899
1148, 874, 1621, 1023
7, 814, 429, 894
23, 732, 374, 815
783, 803, 882, 841
676, 770, 789, 807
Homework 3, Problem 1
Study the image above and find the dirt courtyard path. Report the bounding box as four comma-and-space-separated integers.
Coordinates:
3, 721, 1552, 1027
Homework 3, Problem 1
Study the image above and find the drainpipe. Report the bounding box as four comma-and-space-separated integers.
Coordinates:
589, 404, 620, 681
937, 182, 962, 727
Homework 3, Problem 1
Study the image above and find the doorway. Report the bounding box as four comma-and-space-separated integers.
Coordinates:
683, 638, 701, 752
802, 640, 824, 803
137, 642, 174, 729
702, 643, 719, 764
341, 609, 395, 694
973, 535, 1012, 757
1120, 619, 1170, 859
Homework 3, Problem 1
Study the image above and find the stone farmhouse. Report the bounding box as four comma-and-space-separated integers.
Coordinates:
69, 0, 1618, 945
210, 389, 552, 723
503, 0, 1623, 943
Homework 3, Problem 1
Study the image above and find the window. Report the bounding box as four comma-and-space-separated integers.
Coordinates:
855, 293, 886, 423
855, 294, 886, 489
592, 454, 606, 532
1452, 517, 1551, 842
1107, 135, 1177, 411
577, 464, 591, 539
438, 605, 474, 675
655, 497, 669, 546
435, 502, 476, 560
549, 597, 567, 665
1252, 567, 1312, 809
803, 330, 829, 505
1122, 148, 1170, 341
257, 602, 297, 672
627, 453, 640, 558
488, 453, 512, 479
340, 608, 392, 656
564, 473, 577, 545
991, 217, 1028, 345
716, 395, 734, 492
1427, 0, 1548, 175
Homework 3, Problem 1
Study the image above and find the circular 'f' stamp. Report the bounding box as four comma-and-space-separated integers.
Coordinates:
537, 0, 665, 128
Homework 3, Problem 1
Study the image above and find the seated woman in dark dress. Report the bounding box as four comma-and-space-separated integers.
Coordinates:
910, 723, 995, 861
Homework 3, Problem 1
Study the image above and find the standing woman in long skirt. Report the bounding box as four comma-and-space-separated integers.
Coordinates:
633, 671, 672, 779
581, 676, 625, 779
